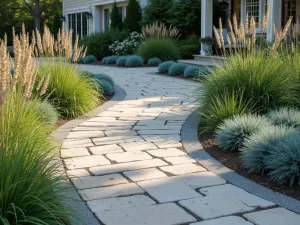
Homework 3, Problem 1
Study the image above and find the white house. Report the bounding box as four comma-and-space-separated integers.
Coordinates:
62, 0, 300, 54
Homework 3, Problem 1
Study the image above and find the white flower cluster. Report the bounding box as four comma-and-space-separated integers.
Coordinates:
109, 32, 141, 56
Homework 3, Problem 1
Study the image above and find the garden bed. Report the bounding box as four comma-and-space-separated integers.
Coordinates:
90, 61, 157, 68
199, 131, 300, 201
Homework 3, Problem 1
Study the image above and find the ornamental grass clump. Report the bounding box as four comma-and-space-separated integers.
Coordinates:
37, 61, 101, 118
265, 132, 300, 186
147, 58, 162, 66
158, 61, 175, 73
168, 63, 187, 76
266, 107, 300, 129
106, 55, 118, 64
141, 22, 181, 41
216, 114, 271, 151
137, 38, 180, 61
83, 55, 97, 64
241, 125, 297, 173
184, 66, 211, 78
116, 56, 128, 66
125, 55, 143, 67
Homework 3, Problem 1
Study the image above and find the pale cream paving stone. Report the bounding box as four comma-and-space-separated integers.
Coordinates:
87, 195, 156, 213
79, 183, 145, 201
137, 177, 202, 203
61, 148, 90, 159
164, 155, 196, 165
106, 151, 153, 163
155, 140, 183, 148
89, 144, 124, 155
118, 116, 156, 121
119, 141, 158, 152
89, 159, 168, 176
123, 168, 167, 181
80, 121, 136, 127
62, 139, 94, 148
92, 136, 143, 146
106, 107, 145, 112
160, 163, 206, 175
64, 155, 110, 170
71, 174, 128, 189
190, 216, 254, 225
133, 124, 182, 130
147, 148, 186, 157
104, 130, 137, 137
98, 112, 139, 117
136, 120, 166, 126
141, 135, 181, 142
137, 129, 180, 135
87, 117, 117, 121
73, 126, 132, 131
66, 131, 105, 139
66, 169, 90, 178
243, 207, 300, 225
95, 203, 197, 225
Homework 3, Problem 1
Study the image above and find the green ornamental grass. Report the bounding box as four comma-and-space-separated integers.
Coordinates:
37, 61, 101, 118
266, 107, 300, 129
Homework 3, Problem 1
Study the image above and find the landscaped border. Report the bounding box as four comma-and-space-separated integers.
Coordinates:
182, 110, 300, 215
51, 85, 126, 225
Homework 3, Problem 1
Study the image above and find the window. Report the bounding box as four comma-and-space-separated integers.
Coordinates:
245, 0, 260, 28
104, 8, 110, 30
68, 12, 89, 39
283, 0, 297, 24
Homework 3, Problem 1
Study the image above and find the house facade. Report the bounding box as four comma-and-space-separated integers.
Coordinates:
62, 0, 299, 43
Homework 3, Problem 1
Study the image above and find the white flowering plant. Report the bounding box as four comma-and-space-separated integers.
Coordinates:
109, 32, 141, 56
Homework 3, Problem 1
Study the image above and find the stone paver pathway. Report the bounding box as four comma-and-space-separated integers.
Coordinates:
61, 66, 300, 225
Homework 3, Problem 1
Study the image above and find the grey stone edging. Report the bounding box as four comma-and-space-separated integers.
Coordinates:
51, 85, 126, 225
181, 111, 300, 214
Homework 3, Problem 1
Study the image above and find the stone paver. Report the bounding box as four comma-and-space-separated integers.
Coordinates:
96, 203, 197, 225
243, 208, 300, 225
60, 66, 299, 225
87, 195, 156, 212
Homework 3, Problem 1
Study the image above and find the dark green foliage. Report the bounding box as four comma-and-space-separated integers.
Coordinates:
106, 56, 118, 64
168, 63, 187, 76
137, 38, 180, 61
147, 58, 162, 66
158, 61, 175, 73
241, 125, 297, 173
265, 133, 300, 186
125, 55, 143, 67
196, 54, 300, 132
99, 79, 115, 95
124, 0, 142, 32
51, 11, 62, 37
142, 0, 173, 25
83, 55, 97, 64
266, 107, 300, 129
116, 56, 129, 66
79, 29, 129, 59
110, 1, 123, 30
168, 0, 201, 35
216, 114, 271, 152
178, 44, 199, 59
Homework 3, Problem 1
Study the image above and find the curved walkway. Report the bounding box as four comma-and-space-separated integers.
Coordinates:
61, 66, 300, 225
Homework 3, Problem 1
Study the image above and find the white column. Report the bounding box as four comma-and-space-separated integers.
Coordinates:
267, 0, 282, 42
201, 0, 213, 56
93, 5, 101, 33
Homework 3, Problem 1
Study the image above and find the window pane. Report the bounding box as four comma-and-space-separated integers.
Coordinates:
82, 13, 88, 37
104, 9, 110, 30
246, 0, 260, 28
76, 13, 82, 39
71, 14, 76, 31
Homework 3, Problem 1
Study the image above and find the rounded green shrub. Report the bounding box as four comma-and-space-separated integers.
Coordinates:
241, 125, 298, 173
266, 107, 300, 129
116, 56, 128, 66
168, 63, 188, 76
183, 66, 207, 78
265, 132, 300, 186
106, 56, 118, 64
100, 79, 115, 95
216, 114, 271, 152
158, 61, 175, 73
92, 73, 114, 86
137, 38, 180, 61
83, 55, 97, 64
33, 100, 59, 126
147, 58, 162, 66
125, 55, 143, 67
37, 61, 101, 118
102, 56, 108, 64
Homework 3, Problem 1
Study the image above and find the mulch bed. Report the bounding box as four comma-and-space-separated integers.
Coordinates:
199, 131, 300, 201
90, 61, 156, 68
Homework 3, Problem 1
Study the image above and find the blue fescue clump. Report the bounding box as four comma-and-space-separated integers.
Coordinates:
168, 63, 188, 76
83, 55, 97, 64
216, 114, 271, 152
125, 55, 143, 67
106, 56, 118, 64
102, 57, 108, 64
241, 125, 298, 173
99, 79, 115, 95
92, 73, 114, 86
265, 132, 300, 186
158, 61, 175, 73
116, 56, 128, 66
147, 58, 162, 67
266, 107, 300, 129
184, 66, 201, 78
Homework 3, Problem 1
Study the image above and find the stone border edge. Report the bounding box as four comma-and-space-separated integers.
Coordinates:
51, 85, 126, 225
182, 111, 300, 214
